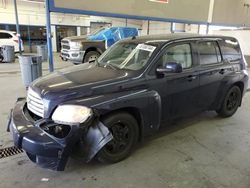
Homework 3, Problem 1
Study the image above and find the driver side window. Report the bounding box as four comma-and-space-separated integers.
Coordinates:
159, 43, 193, 69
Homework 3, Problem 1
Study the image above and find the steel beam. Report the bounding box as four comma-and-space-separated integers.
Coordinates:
45, 0, 54, 72
13, 0, 22, 55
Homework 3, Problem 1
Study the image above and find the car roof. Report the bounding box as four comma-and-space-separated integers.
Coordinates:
0, 30, 16, 34
123, 33, 237, 45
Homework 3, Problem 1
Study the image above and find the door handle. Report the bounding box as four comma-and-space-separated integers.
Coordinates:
219, 69, 225, 75
186, 75, 197, 82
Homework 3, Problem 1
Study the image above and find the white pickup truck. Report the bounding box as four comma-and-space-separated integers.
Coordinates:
60, 27, 138, 64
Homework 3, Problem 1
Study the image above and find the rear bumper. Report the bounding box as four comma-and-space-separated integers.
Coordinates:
60, 49, 85, 63
7, 99, 112, 171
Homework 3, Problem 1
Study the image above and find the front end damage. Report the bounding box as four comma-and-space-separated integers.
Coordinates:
7, 99, 113, 171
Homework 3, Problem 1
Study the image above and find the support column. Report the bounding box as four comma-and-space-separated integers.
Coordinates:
147, 20, 150, 35
27, 25, 32, 53
206, 23, 210, 34
45, 0, 54, 72
77, 26, 81, 36
13, 0, 22, 55
170, 22, 174, 33
51, 25, 57, 52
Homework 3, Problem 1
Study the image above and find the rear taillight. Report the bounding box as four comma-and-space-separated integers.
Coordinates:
13, 39, 18, 43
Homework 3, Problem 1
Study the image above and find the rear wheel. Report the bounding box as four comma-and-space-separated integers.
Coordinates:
96, 112, 139, 163
217, 86, 242, 118
83, 51, 100, 63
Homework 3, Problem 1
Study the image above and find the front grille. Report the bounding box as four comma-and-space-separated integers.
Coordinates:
27, 88, 44, 118
62, 45, 70, 50
61, 40, 69, 45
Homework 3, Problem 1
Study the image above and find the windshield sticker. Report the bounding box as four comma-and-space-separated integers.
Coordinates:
136, 44, 156, 52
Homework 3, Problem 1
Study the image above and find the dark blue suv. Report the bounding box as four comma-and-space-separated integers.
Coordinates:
8, 34, 249, 171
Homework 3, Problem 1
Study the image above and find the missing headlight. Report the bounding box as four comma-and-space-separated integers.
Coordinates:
40, 123, 71, 139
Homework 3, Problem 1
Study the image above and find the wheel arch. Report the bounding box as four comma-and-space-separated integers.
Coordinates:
83, 47, 102, 63
216, 81, 245, 110
233, 81, 244, 106
85, 47, 102, 56
99, 107, 144, 142
234, 81, 244, 94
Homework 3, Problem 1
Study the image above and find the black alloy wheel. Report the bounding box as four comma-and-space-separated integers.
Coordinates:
217, 86, 242, 118
96, 112, 139, 163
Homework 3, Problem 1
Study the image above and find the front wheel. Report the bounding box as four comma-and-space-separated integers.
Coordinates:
217, 86, 242, 118
96, 112, 139, 163
83, 51, 100, 63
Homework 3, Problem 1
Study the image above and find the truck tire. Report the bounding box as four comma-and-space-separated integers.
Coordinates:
96, 112, 139, 163
216, 85, 242, 118
61, 57, 68, 61
83, 51, 100, 63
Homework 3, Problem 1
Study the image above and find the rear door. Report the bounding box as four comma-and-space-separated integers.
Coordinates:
198, 40, 229, 110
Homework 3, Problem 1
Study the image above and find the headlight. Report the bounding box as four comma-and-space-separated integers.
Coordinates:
52, 105, 92, 125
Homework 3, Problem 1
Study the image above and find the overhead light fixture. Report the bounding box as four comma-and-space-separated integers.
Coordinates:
149, 0, 169, 4
21, 0, 44, 4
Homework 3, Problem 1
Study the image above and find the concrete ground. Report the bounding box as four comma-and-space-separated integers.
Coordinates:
0, 54, 250, 188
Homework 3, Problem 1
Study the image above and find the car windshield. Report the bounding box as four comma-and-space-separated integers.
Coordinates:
98, 42, 157, 71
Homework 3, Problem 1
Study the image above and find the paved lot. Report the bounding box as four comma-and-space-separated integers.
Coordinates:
0, 55, 249, 188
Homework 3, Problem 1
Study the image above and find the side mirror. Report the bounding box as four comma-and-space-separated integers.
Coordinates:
156, 62, 183, 74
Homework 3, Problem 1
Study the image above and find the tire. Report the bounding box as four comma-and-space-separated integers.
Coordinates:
96, 112, 139, 163
217, 86, 242, 118
61, 57, 68, 61
83, 51, 100, 63
0, 55, 3, 63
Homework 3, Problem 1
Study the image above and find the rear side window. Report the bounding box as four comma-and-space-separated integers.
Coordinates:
198, 41, 222, 65
220, 39, 242, 62
0, 32, 13, 39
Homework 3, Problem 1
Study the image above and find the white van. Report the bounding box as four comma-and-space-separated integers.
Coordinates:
0, 30, 24, 52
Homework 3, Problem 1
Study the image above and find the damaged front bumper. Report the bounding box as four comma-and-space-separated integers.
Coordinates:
7, 99, 112, 171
